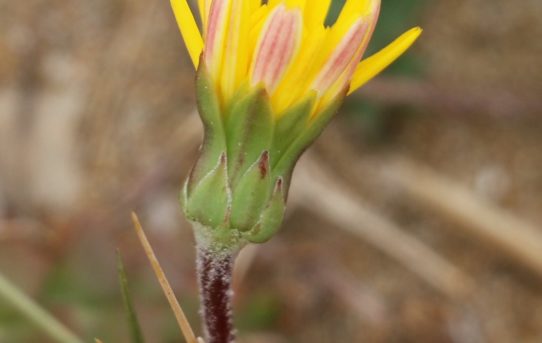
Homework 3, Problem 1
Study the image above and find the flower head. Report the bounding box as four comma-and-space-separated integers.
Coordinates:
173, 0, 422, 248
172, 0, 421, 116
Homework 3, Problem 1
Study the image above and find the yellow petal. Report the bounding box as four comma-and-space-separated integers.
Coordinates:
251, 6, 302, 92
313, 19, 368, 92
348, 27, 422, 94
171, 0, 204, 68
284, 0, 307, 10
273, 25, 328, 112
336, 0, 373, 25
204, 0, 232, 81
248, 0, 261, 14
249, 4, 271, 51
220, 0, 251, 101
268, 0, 305, 9
304, 0, 331, 27
198, 0, 212, 29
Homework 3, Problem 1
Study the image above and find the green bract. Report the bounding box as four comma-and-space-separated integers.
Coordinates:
182, 63, 344, 251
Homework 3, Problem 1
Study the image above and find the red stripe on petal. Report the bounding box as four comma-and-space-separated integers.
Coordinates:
313, 20, 368, 92
252, 7, 301, 91
268, 12, 297, 87
252, 8, 284, 84
342, 4, 381, 86
205, 0, 227, 65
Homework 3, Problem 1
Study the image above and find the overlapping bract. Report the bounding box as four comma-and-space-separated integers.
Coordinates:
182, 65, 343, 246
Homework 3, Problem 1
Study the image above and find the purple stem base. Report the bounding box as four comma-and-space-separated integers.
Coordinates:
197, 247, 236, 343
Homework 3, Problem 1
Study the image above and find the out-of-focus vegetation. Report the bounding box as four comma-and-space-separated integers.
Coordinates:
1, 0, 542, 342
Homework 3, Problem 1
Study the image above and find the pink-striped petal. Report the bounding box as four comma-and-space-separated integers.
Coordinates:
328, 3, 381, 96
204, 0, 230, 69
251, 6, 302, 92
312, 19, 369, 93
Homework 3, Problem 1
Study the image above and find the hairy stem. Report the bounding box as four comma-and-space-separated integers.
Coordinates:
197, 246, 236, 343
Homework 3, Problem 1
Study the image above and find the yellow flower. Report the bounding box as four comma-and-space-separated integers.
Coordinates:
171, 0, 421, 116
177, 1, 423, 246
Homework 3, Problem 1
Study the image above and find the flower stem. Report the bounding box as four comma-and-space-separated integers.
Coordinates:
197, 246, 236, 343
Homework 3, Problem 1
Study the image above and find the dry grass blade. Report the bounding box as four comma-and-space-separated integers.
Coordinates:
384, 158, 542, 277
131, 212, 200, 343
292, 155, 475, 299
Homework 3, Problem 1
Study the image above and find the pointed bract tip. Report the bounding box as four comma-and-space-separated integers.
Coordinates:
275, 177, 283, 193
258, 151, 270, 179
219, 152, 227, 165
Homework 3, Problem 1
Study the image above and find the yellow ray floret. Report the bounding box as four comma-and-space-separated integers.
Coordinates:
170, 0, 421, 117
171, 0, 204, 68
348, 27, 423, 94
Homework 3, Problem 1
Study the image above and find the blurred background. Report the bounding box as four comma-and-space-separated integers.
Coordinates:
1, 0, 542, 342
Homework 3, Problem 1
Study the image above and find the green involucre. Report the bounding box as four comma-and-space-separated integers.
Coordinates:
182, 63, 344, 249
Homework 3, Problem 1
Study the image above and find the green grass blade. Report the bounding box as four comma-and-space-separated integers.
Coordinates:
117, 251, 145, 343
0, 271, 83, 343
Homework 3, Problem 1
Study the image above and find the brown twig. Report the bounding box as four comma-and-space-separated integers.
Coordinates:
131, 212, 199, 343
